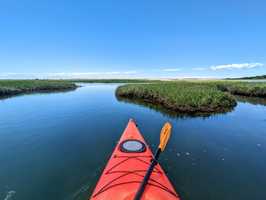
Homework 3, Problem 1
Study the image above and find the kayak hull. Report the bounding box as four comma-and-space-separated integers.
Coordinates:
90, 119, 180, 200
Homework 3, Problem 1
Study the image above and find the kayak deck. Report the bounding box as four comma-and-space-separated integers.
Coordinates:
90, 119, 180, 200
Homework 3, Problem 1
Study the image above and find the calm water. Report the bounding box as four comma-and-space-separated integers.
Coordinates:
0, 84, 266, 200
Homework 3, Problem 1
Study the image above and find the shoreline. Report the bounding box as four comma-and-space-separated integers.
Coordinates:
116, 96, 235, 117
116, 81, 266, 115
1, 80, 265, 116
115, 82, 237, 115
0, 80, 78, 99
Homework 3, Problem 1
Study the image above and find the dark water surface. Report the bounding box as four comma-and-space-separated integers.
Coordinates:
0, 84, 266, 200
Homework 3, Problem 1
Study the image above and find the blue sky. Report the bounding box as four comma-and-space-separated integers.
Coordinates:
0, 0, 265, 79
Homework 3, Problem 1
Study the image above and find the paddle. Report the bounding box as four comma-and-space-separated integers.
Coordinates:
134, 122, 172, 200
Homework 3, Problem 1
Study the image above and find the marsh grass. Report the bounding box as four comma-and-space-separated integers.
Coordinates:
1, 79, 265, 114
214, 81, 266, 97
0, 80, 77, 97
116, 81, 237, 114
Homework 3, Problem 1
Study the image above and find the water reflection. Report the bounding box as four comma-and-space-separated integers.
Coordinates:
116, 96, 235, 119
235, 95, 266, 106
0, 88, 78, 101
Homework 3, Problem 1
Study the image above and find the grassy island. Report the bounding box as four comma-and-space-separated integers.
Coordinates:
116, 82, 237, 114
0, 80, 78, 98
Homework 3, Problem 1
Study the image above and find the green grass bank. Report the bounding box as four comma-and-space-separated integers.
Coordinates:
0, 79, 155, 99
116, 81, 237, 114
0, 80, 78, 98
215, 81, 266, 97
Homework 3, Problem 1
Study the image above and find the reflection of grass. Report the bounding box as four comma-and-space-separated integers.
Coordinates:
116, 81, 237, 115
235, 95, 266, 106
0, 80, 78, 98
117, 95, 232, 118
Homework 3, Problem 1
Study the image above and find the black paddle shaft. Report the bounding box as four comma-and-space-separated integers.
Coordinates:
134, 148, 162, 200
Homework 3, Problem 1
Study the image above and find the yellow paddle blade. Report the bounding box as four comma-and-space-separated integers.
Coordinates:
158, 122, 172, 151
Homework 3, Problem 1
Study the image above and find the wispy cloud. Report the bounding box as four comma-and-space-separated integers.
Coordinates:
122, 70, 137, 74
210, 63, 264, 70
192, 67, 206, 71
162, 68, 181, 72
0, 71, 138, 79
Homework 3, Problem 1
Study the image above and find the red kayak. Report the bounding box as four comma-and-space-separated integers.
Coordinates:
90, 119, 180, 200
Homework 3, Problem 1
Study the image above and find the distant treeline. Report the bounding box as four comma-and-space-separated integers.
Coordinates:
228, 75, 266, 80
69, 79, 158, 83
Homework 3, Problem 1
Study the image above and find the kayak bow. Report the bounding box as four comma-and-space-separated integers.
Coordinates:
90, 119, 180, 200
